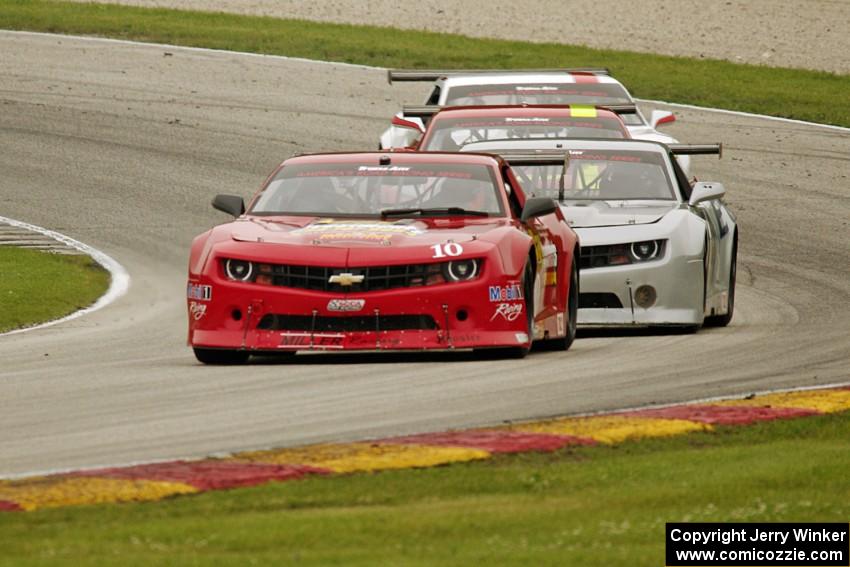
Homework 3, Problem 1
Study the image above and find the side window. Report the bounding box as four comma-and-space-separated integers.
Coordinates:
426, 86, 441, 105
670, 153, 693, 200
502, 167, 524, 218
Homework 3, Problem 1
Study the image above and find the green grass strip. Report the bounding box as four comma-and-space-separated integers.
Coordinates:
0, 246, 109, 332
2, 0, 849, 127
2, 412, 848, 565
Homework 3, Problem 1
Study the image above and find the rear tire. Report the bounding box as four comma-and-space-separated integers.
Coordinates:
193, 347, 250, 365
704, 237, 737, 328
539, 256, 578, 351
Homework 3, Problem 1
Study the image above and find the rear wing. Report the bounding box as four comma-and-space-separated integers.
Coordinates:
388, 68, 610, 83
498, 144, 723, 166
401, 103, 637, 120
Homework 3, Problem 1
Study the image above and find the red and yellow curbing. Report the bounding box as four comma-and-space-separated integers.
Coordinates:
2, 385, 849, 512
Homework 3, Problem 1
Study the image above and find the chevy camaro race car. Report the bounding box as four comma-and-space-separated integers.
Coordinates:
459, 139, 737, 329
187, 152, 579, 364
380, 69, 689, 172
407, 104, 631, 151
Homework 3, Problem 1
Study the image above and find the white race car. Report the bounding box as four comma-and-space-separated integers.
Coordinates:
461, 138, 737, 329
381, 68, 689, 173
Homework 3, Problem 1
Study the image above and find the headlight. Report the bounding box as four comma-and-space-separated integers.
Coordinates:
630, 240, 661, 262
225, 259, 254, 281
444, 259, 480, 282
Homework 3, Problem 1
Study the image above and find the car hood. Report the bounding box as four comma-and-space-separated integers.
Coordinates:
228, 216, 507, 248
559, 201, 677, 228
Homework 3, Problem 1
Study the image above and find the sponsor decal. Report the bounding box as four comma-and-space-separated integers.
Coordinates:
515, 332, 529, 343
504, 117, 551, 123
491, 303, 524, 322
357, 165, 411, 173
557, 312, 566, 336
188, 301, 207, 321
294, 221, 423, 242
279, 333, 344, 349
488, 283, 523, 302
327, 298, 365, 312
186, 282, 212, 301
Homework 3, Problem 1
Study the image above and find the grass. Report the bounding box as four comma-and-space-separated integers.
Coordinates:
0, 246, 109, 332
1, 413, 848, 566
0, 0, 848, 127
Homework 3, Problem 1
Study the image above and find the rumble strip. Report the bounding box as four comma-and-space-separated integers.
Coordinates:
2, 386, 849, 512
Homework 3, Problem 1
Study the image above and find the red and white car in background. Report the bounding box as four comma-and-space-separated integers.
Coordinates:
187, 152, 579, 363
380, 69, 688, 171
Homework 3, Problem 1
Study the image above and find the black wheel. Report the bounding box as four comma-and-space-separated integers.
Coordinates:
539, 256, 578, 351
704, 236, 737, 327
487, 261, 534, 359
193, 347, 250, 365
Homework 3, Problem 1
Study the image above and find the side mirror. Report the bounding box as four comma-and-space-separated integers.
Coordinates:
688, 182, 725, 207
650, 110, 676, 129
520, 197, 557, 222
212, 194, 245, 217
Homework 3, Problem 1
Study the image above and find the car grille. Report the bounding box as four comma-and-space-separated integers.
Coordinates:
579, 293, 623, 309
579, 244, 629, 269
259, 264, 440, 293
257, 314, 438, 332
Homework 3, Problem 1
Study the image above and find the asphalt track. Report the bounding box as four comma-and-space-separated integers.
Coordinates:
1, 32, 848, 477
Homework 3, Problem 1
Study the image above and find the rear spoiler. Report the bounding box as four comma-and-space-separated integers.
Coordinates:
401, 103, 637, 119
388, 68, 610, 83
498, 143, 723, 166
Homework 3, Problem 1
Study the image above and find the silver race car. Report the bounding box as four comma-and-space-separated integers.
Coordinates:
462, 139, 737, 329
381, 69, 689, 173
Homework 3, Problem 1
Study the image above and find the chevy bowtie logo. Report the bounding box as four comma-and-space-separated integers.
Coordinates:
328, 272, 365, 286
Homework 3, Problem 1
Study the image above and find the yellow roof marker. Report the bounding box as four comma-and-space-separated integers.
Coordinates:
569, 105, 598, 118
507, 415, 710, 444
235, 442, 490, 474
717, 389, 850, 414
0, 476, 196, 511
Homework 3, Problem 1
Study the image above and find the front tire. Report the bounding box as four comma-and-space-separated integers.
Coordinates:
193, 347, 250, 365
704, 236, 737, 328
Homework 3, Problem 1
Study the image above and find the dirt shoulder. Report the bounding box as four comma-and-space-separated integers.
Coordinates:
60, 0, 849, 74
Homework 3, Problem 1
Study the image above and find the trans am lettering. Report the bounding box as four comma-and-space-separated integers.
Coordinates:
488, 283, 524, 302
491, 303, 524, 322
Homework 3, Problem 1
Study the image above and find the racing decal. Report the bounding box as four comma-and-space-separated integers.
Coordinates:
569, 105, 598, 118
515, 332, 529, 343
279, 333, 344, 349
557, 313, 566, 336
327, 299, 366, 312
491, 303, 524, 322
294, 221, 423, 242
431, 242, 463, 258
186, 283, 212, 301
488, 283, 523, 302
188, 301, 207, 321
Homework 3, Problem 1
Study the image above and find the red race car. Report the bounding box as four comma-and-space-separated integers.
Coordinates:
187, 152, 579, 363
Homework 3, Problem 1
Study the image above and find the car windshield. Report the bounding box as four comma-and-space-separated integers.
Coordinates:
250, 162, 505, 216
442, 83, 644, 126
421, 116, 627, 151
510, 150, 676, 201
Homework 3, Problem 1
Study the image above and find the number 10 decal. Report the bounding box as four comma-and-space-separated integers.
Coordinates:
431, 242, 463, 258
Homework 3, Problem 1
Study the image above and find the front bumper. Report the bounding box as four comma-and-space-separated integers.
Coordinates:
188, 276, 531, 352
578, 251, 704, 326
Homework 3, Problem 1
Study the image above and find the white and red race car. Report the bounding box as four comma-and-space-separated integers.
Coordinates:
380, 69, 689, 172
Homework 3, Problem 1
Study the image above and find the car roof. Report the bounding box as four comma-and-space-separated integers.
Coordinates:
440, 73, 623, 88
283, 151, 503, 168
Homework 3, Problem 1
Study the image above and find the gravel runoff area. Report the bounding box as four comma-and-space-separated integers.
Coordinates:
63, 0, 849, 74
